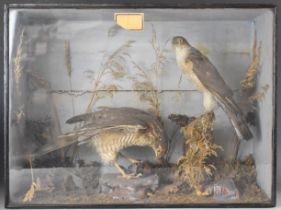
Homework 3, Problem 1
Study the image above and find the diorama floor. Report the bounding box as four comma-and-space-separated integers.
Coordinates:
9, 157, 271, 206
21, 188, 269, 205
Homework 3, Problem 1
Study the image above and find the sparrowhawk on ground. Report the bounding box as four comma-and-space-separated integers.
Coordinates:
35, 107, 167, 178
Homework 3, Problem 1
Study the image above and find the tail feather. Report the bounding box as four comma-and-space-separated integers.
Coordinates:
34, 135, 79, 157
66, 113, 95, 124
216, 94, 253, 140
34, 127, 105, 157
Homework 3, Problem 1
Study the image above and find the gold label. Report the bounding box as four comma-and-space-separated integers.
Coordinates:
114, 13, 144, 30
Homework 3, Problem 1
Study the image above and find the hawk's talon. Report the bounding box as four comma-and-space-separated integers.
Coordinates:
118, 173, 142, 179
135, 173, 142, 178
114, 160, 142, 179
118, 153, 141, 165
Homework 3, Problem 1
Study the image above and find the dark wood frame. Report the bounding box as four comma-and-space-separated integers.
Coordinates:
1, 0, 279, 208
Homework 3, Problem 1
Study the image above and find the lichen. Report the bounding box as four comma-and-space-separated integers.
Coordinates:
176, 112, 223, 195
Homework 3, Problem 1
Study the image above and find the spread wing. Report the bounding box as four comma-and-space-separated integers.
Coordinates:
34, 124, 145, 157
188, 47, 233, 97
34, 108, 151, 157
66, 107, 155, 127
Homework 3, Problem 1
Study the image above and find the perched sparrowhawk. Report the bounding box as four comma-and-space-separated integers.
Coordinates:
172, 36, 252, 140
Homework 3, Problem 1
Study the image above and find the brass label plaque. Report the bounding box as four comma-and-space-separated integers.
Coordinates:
114, 13, 144, 30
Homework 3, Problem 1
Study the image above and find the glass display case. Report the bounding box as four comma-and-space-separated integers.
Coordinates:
4, 2, 277, 208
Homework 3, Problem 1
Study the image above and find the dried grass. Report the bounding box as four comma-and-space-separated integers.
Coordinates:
86, 40, 134, 112
22, 178, 41, 203
129, 25, 168, 117
14, 30, 24, 96
176, 112, 223, 193
64, 40, 72, 77
108, 25, 122, 37
15, 104, 25, 124
64, 40, 75, 115
240, 33, 261, 90
63, 40, 77, 161
22, 156, 39, 203
22, 155, 55, 203
151, 25, 169, 76
238, 32, 270, 107
248, 84, 269, 104
131, 61, 160, 117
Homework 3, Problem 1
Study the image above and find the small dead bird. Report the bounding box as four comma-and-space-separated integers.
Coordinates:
35, 107, 167, 179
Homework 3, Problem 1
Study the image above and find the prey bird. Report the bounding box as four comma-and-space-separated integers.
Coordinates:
172, 36, 252, 140
35, 107, 167, 178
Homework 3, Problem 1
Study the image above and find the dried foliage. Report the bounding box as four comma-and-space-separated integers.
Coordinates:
64, 40, 72, 77
129, 26, 168, 117
22, 157, 39, 203
131, 61, 160, 116
108, 25, 122, 37
239, 35, 270, 109
240, 34, 261, 91
27, 70, 50, 88
150, 25, 169, 76
248, 84, 269, 104
14, 30, 25, 96
25, 69, 62, 136
63, 40, 77, 162
92, 84, 120, 101
64, 40, 75, 115
86, 40, 134, 112
176, 112, 223, 192
22, 154, 56, 203
15, 104, 25, 124
22, 178, 41, 203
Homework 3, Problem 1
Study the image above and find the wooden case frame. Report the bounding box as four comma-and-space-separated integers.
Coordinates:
1, 0, 279, 208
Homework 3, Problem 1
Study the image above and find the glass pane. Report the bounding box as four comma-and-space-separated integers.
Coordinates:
8, 8, 274, 206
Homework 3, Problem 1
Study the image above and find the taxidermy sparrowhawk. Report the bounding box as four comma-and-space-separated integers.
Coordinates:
35, 107, 167, 178
172, 36, 252, 140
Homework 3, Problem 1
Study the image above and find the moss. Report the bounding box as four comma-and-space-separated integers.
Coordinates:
176, 112, 223, 195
